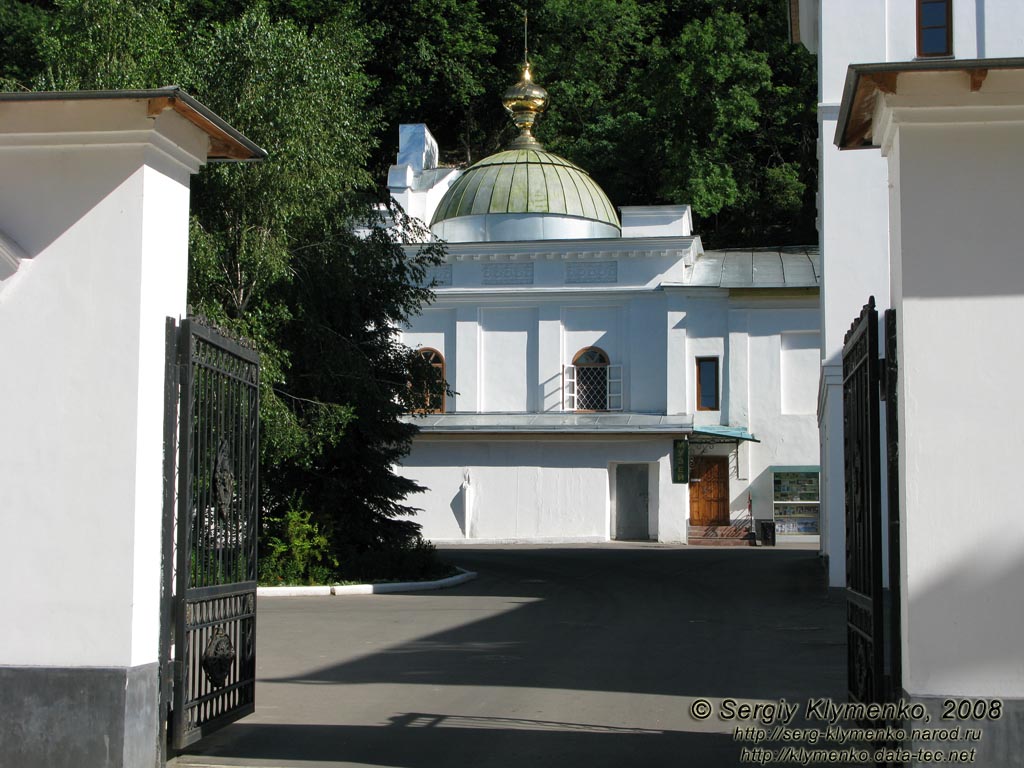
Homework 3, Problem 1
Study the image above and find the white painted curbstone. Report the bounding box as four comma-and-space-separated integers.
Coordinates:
256, 567, 477, 597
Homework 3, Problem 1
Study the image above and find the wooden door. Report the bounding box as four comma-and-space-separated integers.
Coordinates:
689, 456, 730, 525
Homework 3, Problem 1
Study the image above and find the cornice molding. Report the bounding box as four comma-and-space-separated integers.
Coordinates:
873, 96, 1024, 157
404, 235, 701, 264
428, 286, 656, 303
0, 127, 207, 174
836, 60, 1024, 151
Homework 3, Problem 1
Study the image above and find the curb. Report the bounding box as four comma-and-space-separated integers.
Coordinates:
256, 567, 477, 597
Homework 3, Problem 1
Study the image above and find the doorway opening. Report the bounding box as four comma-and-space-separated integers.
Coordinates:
613, 463, 650, 540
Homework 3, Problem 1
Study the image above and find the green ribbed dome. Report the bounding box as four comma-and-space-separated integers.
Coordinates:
430, 148, 619, 230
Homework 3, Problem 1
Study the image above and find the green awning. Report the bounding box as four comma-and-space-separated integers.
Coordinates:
691, 425, 760, 443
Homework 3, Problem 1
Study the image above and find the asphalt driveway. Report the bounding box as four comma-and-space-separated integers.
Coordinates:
174, 544, 845, 768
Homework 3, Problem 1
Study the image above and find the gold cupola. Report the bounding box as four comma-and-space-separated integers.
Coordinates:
430, 42, 620, 242
502, 63, 549, 149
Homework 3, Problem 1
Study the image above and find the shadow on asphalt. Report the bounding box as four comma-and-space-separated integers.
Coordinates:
183, 721, 738, 766
262, 547, 843, 701
179, 547, 844, 767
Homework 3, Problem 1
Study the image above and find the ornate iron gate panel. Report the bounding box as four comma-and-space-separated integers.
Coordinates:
842, 297, 883, 706
164, 317, 260, 751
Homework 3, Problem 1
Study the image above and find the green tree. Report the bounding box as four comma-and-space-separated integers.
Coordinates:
15, 0, 817, 246
23, 0, 381, 469
652, 9, 772, 215
412, 0, 817, 247
30, 0, 193, 90
275, 209, 446, 575
7, 0, 451, 577
512, 0, 816, 247
357, 0, 498, 172
0, 1, 53, 88
521, 0, 663, 209
184, 6, 380, 467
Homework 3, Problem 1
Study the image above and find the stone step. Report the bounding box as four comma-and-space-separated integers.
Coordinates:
687, 536, 755, 547
688, 523, 755, 547
688, 524, 753, 538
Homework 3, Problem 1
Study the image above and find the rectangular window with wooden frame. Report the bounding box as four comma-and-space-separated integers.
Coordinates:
918, 0, 952, 57
696, 357, 719, 411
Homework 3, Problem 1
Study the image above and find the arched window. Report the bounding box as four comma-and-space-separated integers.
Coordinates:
572, 347, 610, 411
415, 348, 446, 414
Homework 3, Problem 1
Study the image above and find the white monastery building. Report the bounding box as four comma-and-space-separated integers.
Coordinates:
389, 63, 823, 545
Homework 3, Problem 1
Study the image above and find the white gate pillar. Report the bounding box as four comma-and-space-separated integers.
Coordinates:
836, 61, 1024, 765
0, 89, 264, 768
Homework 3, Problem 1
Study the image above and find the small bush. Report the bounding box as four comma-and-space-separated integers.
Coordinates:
259, 497, 337, 585
260, 500, 455, 585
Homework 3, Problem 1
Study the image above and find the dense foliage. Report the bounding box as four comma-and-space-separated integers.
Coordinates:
356, 0, 819, 246
1, 0, 816, 582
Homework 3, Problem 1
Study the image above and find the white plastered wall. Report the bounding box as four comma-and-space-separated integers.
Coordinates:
814, 0, 1024, 589
399, 436, 688, 543
817, 0, 892, 586
481, 307, 539, 412
627, 294, 667, 413
684, 296, 727, 427
735, 304, 822, 524
562, 305, 623, 366
406, 295, 671, 416
884, 0, 1024, 62
387, 124, 459, 227
402, 308, 457, 412
666, 295, 688, 415
887, 120, 1024, 698
0, 102, 204, 668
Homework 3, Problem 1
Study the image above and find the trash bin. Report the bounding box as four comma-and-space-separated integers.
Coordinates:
759, 520, 777, 547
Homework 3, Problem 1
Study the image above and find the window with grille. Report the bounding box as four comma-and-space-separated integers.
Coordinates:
414, 347, 446, 413
563, 347, 622, 411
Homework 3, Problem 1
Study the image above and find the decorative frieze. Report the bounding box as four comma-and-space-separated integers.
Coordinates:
483, 263, 534, 285
423, 265, 452, 286
566, 261, 618, 284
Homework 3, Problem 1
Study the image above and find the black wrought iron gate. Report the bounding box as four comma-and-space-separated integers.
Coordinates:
842, 296, 901, 708
843, 297, 883, 705
161, 317, 260, 754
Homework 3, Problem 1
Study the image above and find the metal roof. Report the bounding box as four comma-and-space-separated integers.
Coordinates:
403, 412, 693, 434
430, 149, 619, 230
688, 247, 820, 288
402, 415, 761, 444
692, 425, 760, 443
